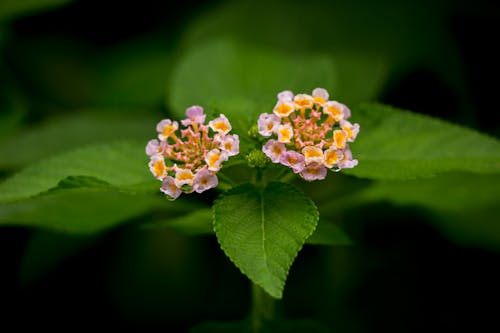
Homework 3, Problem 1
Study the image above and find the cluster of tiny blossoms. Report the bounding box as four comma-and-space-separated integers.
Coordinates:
146, 106, 239, 199
259, 88, 359, 181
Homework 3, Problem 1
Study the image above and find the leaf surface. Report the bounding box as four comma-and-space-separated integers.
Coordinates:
214, 182, 318, 298
346, 104, 500, 179
0, 141, 155, 203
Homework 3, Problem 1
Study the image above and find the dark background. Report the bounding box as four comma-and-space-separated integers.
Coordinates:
1, 0, 499, 332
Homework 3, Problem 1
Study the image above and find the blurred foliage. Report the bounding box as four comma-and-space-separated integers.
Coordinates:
334, 173, 500, 251
180, 0, 465, 107
346, 104, 500, 179
0, 0, 73, 23
0, 141, 156, 202
0, 189, 166, 233
0, 0, 499, 331
0, 111, 158, 169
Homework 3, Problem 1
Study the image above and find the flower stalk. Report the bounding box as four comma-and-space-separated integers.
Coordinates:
251, 283, 275, 333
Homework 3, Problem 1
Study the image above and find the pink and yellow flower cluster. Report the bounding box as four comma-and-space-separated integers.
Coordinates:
259, 88, 359, 181
146, 106, 239, 199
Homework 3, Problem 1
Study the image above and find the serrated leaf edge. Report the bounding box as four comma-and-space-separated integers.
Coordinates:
213, 182, 319, 299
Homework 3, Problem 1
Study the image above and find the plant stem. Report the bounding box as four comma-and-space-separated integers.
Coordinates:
251, 283, 275, 333
252, 168, 264, 188
217, 171, 236, 187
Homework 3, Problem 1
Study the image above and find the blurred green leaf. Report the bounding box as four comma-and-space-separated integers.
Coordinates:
51, 175, 112, 190
19, 230, 97, 285
0, 141, 155, 203
92, 38, 173, 108
0, 0, 73, 22
168, 39, 335, 134
144, 207, 213, 236
321, 173, 500, 251
0, 111, 158, 169
6, 35, 172, 108
361, 174, 500, 251
181, 0, 463, 105
0, 62, 28, 140
0, 189, 166, 233
306, 221, 353, 246
214, 182, 318, 299
346, 104, 500, 180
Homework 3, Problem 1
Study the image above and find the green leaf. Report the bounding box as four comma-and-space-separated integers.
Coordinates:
360, 173, 500, 251
214, 182, 319, 299
0, 111, 158, 169
0, 189, 166, 234
92, 40, 173, 108
143, 207, 213, 236
181, 1, 463, 106
168, 39, 335, 131
320, 173, 500, 251
6, 34, 172, 108
346, 104, 500, 180
51, 175, 112, 190
0, 0, 73, 22
306, 221, 352, 246
0, 141, 155, 203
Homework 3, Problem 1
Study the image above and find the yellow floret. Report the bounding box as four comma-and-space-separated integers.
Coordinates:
333, 130, 347, 149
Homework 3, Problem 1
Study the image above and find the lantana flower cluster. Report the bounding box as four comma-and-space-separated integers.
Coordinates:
146, 106, 239, 199
259, 88, 359, 181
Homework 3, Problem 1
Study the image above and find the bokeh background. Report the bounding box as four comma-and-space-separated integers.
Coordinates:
1, 0, 499, 332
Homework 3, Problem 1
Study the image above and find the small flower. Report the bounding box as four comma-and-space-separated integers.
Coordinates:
343, 105, 352, 119
193, 167, 218, 193
206, 149, 228, 172
323, 148, 343, 168
209, 114, 232, 135
312, 88, 329, 106
280, 150, 305, 174
258, 113, 280, 137
277, 90, 294, 102
175, 168, 195, 188
220, 134, 240, 156
338, 146, 358, 169
262, 139, 286, 163
146, 105, 239, 199
333, 130, 347, 149
257, 87, 359, 181
302, 146, 325, 165
145, 139, 162, 156
181, 105, 206, 126
294, 94, 314, 110
340, 120, 360, 142
300, 162, 327, 181
148, 155, 167, 180
160, 176, 182, 200
277, 124, 293, 143
273, 101, 295, 117
157, 119, 179, 141
323, 101, 345, 122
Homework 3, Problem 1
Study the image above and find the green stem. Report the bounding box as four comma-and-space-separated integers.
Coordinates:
277, 172, 296, 183
251, 283, 275, 333
252, 168, 264, 188
217, 171, 236, 187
